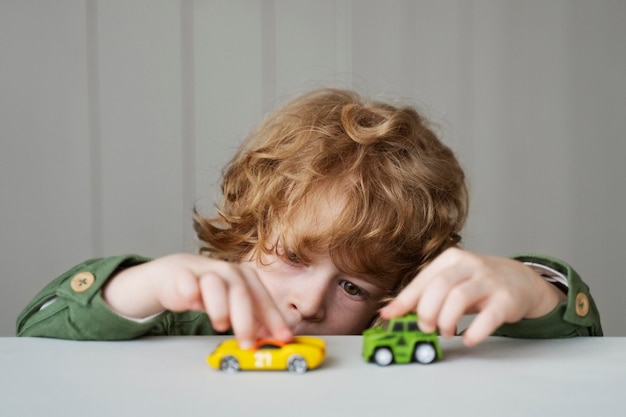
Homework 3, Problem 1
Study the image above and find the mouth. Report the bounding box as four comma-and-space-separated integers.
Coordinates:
290, 322, 321, 335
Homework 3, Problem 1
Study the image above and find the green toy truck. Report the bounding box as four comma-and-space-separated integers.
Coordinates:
362, 313, 442, 366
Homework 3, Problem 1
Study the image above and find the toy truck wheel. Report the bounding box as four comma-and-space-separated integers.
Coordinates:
220, 355, 241, 373
287, 355, 308, 374
414, 342, 436, 364
373, 347, 394, 366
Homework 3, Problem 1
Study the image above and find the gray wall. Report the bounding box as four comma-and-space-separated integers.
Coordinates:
1, 0, 624, 337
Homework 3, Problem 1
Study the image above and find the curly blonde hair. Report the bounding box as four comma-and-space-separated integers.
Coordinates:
194, 88, 468, 295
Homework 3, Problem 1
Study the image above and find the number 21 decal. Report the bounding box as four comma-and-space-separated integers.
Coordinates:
254, 352, 272, 368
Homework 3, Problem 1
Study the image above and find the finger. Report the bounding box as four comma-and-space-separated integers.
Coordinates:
380, 277, 422, 318
436, 279, 490, 338
380, 265, 437, 318
188, 261, 257, 347
416, 264, 477, 333
198, 273, 230, 332
176, 271, 204, 310
226, 279, 257, 349
158, 269, 202, 312
381, 248, 468, 318
240, 268, 293, 342
415, 252, 481, 333
461, 302, 506, 347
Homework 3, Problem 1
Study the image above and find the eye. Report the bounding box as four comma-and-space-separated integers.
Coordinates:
286, 251, 302, 265
339, 280, 365, 299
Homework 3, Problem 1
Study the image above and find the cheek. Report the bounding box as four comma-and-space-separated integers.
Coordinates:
257, 275, 284, 302
249, 264, 291, 302
326, 300, 378, 334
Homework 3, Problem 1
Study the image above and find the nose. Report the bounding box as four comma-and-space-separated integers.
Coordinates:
288, 268, 334, 322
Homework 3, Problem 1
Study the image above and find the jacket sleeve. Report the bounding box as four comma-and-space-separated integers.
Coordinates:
492, 254, 603, 338
16, 255, 220, 340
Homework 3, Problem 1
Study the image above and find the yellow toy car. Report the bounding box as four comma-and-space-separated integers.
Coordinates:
207, 336, 326, 374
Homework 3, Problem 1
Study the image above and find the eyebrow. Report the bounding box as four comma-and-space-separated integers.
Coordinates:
277, 230, 399, 292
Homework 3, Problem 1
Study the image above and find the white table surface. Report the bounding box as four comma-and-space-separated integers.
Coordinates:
1, 336, 624, 417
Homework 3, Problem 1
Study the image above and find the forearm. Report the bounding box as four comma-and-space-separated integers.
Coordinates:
16, 255, 160, 340
17, 255, 228, 340
102, 261, 166, 319
524, 269, 568, 319
494, 254, 603, 338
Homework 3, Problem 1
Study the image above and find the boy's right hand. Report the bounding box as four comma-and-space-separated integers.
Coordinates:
102, 253, 293, 348
379, 248, 566, 347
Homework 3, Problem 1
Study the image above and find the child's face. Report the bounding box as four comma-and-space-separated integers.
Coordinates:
242, 251, 387, 335
241, 189, 390, 335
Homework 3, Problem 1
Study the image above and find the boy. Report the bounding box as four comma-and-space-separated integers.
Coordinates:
17, 88, 602, 347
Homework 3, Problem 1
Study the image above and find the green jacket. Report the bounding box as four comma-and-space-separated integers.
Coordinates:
16, 254, 603, 340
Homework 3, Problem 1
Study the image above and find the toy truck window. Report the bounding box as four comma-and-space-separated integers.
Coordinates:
392, 322, 404, 332
407, 322, 418, 332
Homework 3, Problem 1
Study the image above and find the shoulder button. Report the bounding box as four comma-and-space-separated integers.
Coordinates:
575, 292, 590, 317
70, 271, 96, 293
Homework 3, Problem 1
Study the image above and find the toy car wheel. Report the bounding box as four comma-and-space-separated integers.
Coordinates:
373, 347, 394, 366
220, 355, 240, 373
287, 355, 308, 374
414, 342, 436, 364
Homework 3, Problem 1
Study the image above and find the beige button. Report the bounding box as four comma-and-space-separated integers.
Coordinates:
70, 271, 95, 293
575, 292, 590, 317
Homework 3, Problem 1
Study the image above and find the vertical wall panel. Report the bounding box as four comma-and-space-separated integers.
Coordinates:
192, 0, 265, 224
563, 0, 626, 339
405, 1, 473, 151
0, 0, 92, 335
180, 0, 197, 250
350, 0, 418, 96
469, 0, 575, 256
97, 0, 184, 257
466, 1, 513, 254
274, 0, 348, 97
333, 0, 353, 86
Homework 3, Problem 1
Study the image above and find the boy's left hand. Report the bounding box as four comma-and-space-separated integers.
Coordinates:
380, 248, 567, 347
